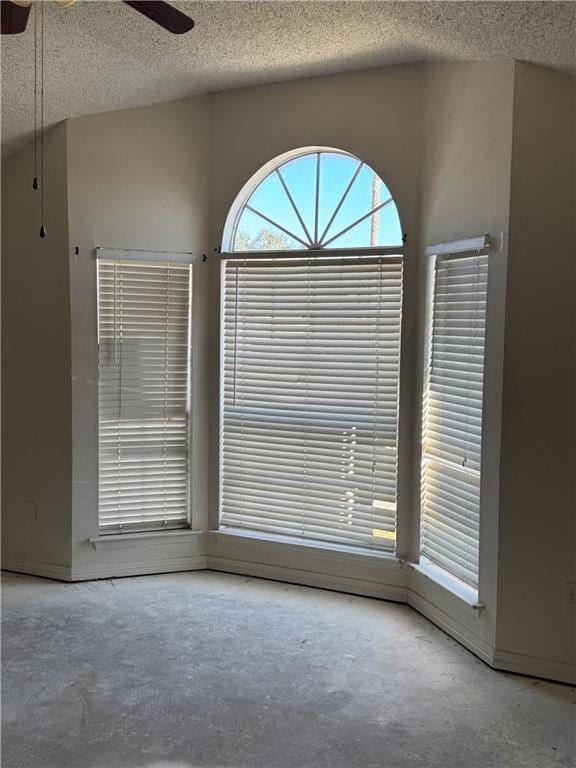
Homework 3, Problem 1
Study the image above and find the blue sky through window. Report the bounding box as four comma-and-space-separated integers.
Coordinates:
234, 151, 403, 251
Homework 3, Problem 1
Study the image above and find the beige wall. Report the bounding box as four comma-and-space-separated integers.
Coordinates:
417, 62, 515, 648
2, 123, 73, 573
66, 97, 212, 572
420, 62, 515, 243
209, 65, 422, 244
496, 63, 576, 669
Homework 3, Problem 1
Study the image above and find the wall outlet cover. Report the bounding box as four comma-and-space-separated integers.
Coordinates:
25, 500, 38, 522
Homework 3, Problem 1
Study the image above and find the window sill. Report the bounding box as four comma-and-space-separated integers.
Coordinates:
411, 558, 483, 609
89, 529, 203, 551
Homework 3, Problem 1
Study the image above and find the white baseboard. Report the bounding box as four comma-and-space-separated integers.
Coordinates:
2, 559, 72, 582
208, 555, 408, 602
70, 555, 208, 581
408, 590, 494, 665
492, 649, 576, 686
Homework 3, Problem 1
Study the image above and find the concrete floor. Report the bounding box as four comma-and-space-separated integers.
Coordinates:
2, 571, 575, 768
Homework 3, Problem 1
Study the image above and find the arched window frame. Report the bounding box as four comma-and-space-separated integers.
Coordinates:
218, 146, 409, 554
222, 146, 405, 257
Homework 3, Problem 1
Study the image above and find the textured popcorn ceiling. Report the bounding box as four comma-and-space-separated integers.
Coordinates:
2, 1, 575, 156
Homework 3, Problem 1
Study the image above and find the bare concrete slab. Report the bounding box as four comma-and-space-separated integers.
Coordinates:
2, 570, 574, 768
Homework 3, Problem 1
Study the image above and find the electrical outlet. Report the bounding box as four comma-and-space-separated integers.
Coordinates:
24, 500, 38, 522
565, 581, 576, 609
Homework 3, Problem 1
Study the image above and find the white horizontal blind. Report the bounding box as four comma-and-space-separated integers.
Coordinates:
421, 251, 489, 587
97, 259, 192, 532
220, 255, 403, 549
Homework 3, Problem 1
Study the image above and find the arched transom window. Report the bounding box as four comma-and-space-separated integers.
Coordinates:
229, 149, 402, 252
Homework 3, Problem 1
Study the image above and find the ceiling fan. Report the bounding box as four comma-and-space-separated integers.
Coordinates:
1, 0, 195, 35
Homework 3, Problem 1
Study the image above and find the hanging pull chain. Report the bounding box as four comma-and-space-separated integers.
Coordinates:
32, 1, 38, 190
39, 0, 46, 238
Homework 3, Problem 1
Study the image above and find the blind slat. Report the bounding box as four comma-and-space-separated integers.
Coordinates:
97, 260, 192, 532
220, 255, 403, 549
421, 252, 488, 588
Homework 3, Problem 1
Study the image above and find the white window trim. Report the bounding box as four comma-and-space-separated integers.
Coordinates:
95, 247, 195, 264
218, 247, 407, 552
95, 247, 196, 535
411, 557, 482, 607
208, 527, 483, 610
417, 233, 507, 611
214, 526, 399, 561
219, 245, 405, 260
210, 522, 480, 609
212, 243, 415, 564
420, 240, 490, 592
89, 528, 203, 550
424, 235, 489, 258
419, 235, 490, 591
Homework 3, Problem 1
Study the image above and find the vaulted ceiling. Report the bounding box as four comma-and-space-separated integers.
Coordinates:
2, 1, 575, 156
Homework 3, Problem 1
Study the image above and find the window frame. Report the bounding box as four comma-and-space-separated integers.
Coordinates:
420, 241, 489, 589
415, 234, 506, 606
216, 147, 413, 555
95, 247, 195, 536
218, 248, 405, 551
222, 147, 404, 254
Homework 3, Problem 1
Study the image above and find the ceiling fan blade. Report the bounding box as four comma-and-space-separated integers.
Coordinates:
1, 0, 31, 35
123, 1, 194, 34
